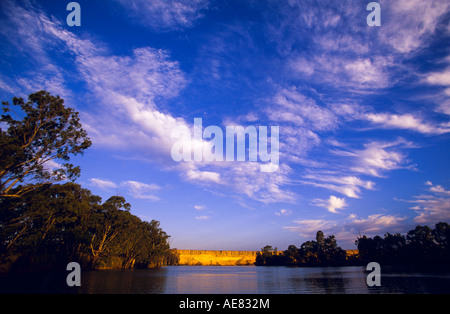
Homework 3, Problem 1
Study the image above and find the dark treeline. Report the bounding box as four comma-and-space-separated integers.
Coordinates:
0, 183, 178, 271
356, 222, 450, 268
0, 91, 177, 272
256, 231, 351, 267
257, 223, 450, 269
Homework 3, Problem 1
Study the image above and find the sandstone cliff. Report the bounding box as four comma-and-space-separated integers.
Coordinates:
173, 249, 359, 266
174, 250, 258, 266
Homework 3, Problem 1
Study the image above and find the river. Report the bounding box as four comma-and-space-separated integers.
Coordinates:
2, 265, 449, 294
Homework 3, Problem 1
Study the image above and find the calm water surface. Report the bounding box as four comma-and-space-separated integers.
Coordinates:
2, 266, 450, 293
76, 266, 450, 294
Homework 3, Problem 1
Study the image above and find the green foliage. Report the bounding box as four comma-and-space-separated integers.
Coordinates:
0, 91, 91, 198
0, 91, 174, 272
0, 183, 175, 271
257, 224, 450, 269
356, 222, 450, 268
256, 231, 347, 267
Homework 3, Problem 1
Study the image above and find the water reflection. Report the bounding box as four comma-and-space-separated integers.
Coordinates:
167, 266, 259, 294
2, 266, 450, 294
79, 268, 168, 294
255, 266, 370, 294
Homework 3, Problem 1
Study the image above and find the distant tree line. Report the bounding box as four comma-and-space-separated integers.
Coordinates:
0, 91, 177, 272
356, 222, 450, 268
256, 231, 350, 266
256, 223, 450, 269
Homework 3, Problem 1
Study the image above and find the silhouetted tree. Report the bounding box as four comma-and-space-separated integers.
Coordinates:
356, 222, 450, 269
257, 231, 346, 267
284, 245, 299, 265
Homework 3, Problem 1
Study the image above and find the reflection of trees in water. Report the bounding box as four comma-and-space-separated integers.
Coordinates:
79, 269, 169, 294
288, 268, 366, 294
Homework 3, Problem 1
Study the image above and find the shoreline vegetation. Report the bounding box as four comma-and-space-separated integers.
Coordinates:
1, 91, 178, 273
1, 92, 449, 273
254, 224, 450, 270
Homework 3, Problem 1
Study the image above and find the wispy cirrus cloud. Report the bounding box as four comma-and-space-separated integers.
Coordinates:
112, 0, 209, 31
275, 209, 292, 217
408, 182, 450, 224
121, 180, 161, 201
300, 173, 374, 199
378, 0, 450, 54
268, 88, 338, 131
348, 214, 407, 234
297, 139, 412, 199
284, 213, 407, 243
2, 0, 449, 215
424, 65, 450, 115
365, 112, 450, 135
335, 139, 416, 178
195, 215, 210, 221
89, 178, 118, 190
89, 178, 161, 201
6, 4, 295, 204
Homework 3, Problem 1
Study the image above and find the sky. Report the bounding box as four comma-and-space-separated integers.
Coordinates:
0, 0, 449, 250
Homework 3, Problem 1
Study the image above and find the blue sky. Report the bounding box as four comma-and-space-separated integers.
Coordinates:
1, 0, 449, 250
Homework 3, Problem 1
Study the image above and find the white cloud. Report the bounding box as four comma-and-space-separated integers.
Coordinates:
347, 214, 407, 234
121, 180, 161, 201
42, 159, 62, 172
89, 178, 118, 190
185, 167, 221, 184
301, 173, 374, 199
429, 185, 450, 196
343, 58, 390, 87
5, 0, 447, 211
311, 195, 347, 214
0, 5, 72, 98
195, 215, 210, 221
275, 209, 292, 217
408, 182, 450, 224
113, 0, 209, 31
283, 219, 337, 238
425, 68, 450, 86
21, 8, 296, 204
194, 205, 205, 211
224, 163, 296, 204
348, 139, 414, 177
295, 138, 415, 200
424, 67, 450, 115
315, 33, 369, 54
284, 213, 407, 241
269, 88, 338, 131
379, 0, 450, 53
366, 113, 450, 135
293, 55, 391, 89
